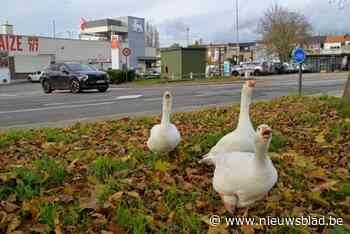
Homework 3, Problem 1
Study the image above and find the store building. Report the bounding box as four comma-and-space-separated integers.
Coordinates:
80, 16, 160, 71
0, 22, 111, 82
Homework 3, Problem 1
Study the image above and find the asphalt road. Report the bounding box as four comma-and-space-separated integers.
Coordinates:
0, 73, 348, 129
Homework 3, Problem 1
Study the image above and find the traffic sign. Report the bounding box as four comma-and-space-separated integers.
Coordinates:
293, 47, 306, 64
122, 48, 132, 57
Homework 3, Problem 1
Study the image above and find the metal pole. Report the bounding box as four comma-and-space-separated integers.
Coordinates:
235, 0, 239, 64
186, 27, 190, 47
53, 20, 56, 38
299, 63, 303, 96
125, 56, 128, 82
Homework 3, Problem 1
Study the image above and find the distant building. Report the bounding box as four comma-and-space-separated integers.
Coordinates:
322, 35, 350, 54
161, 47, 207, 80
324, 35, 350, 49
206, 42, 257, 65
0, 22, 111, 81
306, 35, 350, 72
305, 36, 327, 55
80, 16, 160, 71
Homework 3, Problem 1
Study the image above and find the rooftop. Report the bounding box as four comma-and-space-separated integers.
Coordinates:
325, 35, 350, 43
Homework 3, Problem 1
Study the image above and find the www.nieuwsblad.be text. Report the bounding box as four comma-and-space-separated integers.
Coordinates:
209, 215, 344, 226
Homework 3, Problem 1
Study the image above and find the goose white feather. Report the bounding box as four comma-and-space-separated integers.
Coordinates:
212, 125, 278, 213
200, 80, 256, 164
147, 91, 181, 153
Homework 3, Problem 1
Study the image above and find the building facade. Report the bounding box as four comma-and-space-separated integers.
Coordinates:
161, 47, 207, 80
206, 42, 258, 65
0, 22, 112, 82
81, 16, 160, 71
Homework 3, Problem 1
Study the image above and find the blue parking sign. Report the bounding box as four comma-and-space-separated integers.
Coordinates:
293, 47, 306, 64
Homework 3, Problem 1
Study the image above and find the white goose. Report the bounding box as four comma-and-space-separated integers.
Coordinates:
147, 91, 181, 153
212, 124, 278, 214
200, 80, 256, 164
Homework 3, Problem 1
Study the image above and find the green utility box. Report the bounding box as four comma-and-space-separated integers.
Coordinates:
161, 47, 207, 80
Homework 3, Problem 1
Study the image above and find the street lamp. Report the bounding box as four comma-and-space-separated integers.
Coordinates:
235, 0, 240, 64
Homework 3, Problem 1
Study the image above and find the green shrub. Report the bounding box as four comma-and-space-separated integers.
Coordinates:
107, 69, 136, 84
107, 69, 125, 84
126, 69, 136, 82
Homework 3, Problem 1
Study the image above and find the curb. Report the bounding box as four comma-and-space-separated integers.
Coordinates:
0, 80, 30, 86
111, 80, 244, 89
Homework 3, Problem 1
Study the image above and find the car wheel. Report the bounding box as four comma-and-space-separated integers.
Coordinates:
253, 70, 261, 76
71, 79, 81, 94
97, 87, 108, 92
42, 80, 52, 94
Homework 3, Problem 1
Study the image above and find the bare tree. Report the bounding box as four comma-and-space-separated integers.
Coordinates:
258, 4, 312, 62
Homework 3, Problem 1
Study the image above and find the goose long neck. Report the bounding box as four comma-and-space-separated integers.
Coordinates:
255, 140, 270, 163
237, 88, 252, 129
161, 99, 171, 126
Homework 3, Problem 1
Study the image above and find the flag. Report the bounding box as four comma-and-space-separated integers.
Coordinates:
80, 17, 87, 31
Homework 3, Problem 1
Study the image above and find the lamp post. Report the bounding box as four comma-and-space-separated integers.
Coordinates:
235, 0, 240, 64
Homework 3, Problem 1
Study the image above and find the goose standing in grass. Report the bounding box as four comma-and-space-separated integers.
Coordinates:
200, 80, 256, 164
212, 124, 277, 214
147, 91, 181, 153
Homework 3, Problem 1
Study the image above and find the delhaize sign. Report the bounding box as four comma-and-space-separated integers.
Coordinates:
0, 34, 39, 55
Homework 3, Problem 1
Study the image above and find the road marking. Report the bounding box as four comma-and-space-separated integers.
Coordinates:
43, 102, 67, 106
0, 102, 115, 115
42, 95, 144, 107
195, 92, 224, 97
144, 97, 162, 102
0, 94, 17, 97
115, 95, 143, 100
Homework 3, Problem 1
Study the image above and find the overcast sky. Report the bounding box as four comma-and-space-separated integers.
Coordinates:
1, 0, 349, 46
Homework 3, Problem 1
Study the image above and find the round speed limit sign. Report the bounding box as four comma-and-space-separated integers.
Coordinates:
122, 48, 132, 57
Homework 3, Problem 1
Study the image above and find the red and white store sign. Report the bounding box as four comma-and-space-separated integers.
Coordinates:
0, 35, 39, 54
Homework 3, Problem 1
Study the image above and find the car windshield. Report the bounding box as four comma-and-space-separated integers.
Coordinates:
66, 63, 97, 72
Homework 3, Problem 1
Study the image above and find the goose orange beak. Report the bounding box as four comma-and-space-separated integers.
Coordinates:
261, 128, 272, 138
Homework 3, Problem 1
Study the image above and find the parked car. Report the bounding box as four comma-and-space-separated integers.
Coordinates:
231, 62, 269, 76
231, 64, 247, 76
27, 71, 44, 82
302, 64, 312, 73
249, 62, 270, 76
146, 68, 161, 76
270, 62, 285, 74
41, 62, 109, 94
283, 63, 298, 74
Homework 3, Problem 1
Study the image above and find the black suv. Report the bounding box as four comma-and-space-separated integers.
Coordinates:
41, 62, 109, 94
